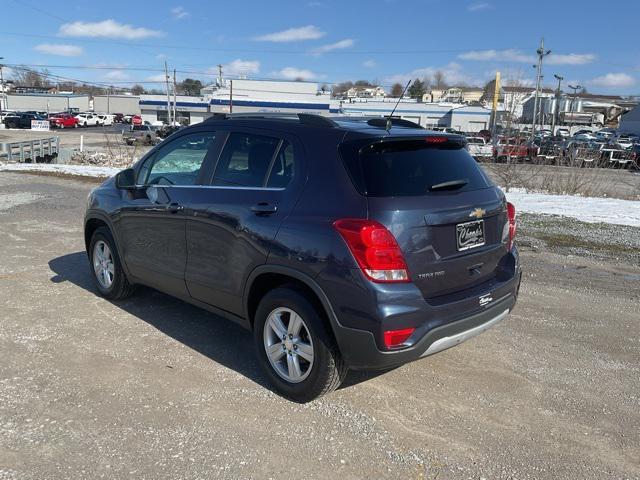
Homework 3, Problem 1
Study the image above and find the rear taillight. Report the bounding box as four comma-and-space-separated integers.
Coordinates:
383, 328, 415, 349
507, 202, 517, 250
333, 219, 410, 283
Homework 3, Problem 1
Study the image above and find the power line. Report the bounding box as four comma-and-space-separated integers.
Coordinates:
0, 30, 529, 56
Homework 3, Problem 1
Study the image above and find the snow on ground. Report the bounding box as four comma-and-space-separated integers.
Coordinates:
1, 163, 639, 227
0, 163, 120, 178
504, 188, 640, 228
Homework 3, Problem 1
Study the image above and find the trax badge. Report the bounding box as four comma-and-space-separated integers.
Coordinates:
469, 208, 486, 219
479, 294, 493, 307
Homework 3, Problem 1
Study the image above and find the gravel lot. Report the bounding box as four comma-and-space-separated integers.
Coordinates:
0, 172, 639, 479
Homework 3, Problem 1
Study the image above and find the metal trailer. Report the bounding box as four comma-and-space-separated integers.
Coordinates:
0, 137, 60, 163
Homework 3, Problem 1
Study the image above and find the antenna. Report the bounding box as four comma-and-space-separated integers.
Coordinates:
386, 80, 412, 131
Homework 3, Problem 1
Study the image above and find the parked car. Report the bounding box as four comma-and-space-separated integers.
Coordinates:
466, 136, 492, 159
122, 124, 159, 145
3, 112, 47, 129
494, 137, 534, 160
611, 133, 638, 149
48, 113, 79, 129
131, 114, 143, 126
75, 113, 100, 127
113, 113, 125, 123
477, 129, 492, 141
97, 114, 115, 126
555, 128, 570, 138
84, 114, 521, 401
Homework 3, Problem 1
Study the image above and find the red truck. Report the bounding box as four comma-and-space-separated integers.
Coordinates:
493, 137, 536, 161
48, 113, 79, 129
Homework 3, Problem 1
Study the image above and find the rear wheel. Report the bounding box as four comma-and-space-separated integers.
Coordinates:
254, 287, 347, 402
89, 227, 135, 300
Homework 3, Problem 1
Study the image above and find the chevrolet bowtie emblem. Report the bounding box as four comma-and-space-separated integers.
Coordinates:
469, 208, 486, 219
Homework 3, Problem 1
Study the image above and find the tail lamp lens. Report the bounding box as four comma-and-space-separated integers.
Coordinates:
333, 219, 410, 283
507, 201, 517, 250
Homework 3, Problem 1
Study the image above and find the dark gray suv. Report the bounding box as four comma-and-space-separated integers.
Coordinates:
84, 113, 521, 402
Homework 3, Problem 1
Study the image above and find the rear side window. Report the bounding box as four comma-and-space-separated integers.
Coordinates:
213, 133, 281, 188
341, 139, 492, 197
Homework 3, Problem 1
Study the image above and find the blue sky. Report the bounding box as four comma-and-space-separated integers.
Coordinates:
1, 0, 639, 94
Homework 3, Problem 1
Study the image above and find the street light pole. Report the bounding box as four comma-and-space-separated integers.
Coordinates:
552, 74, 563, 135
567, 84, 582, 135
0, 57, 5, 120
530, 39, 551, 142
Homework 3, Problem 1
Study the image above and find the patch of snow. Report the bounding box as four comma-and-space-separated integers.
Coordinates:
503, 188, 640, 227
0, 163, 120, 178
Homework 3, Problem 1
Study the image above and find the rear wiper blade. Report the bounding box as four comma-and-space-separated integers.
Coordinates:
429, 179, 468, 191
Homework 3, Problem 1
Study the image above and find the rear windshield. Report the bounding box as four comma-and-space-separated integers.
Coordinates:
340, 139, 493, 197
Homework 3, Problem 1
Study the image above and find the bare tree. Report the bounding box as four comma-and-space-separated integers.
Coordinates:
432, 71, 447, 89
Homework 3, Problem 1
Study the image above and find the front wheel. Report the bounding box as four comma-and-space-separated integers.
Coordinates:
254, 287, 347, 402
89, 226, 136, 300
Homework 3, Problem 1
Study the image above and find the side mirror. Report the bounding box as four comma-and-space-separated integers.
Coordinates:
115, 168, 137, 189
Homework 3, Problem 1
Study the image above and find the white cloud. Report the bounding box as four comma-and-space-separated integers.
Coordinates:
467, 2, 492, 11
363, 59, 376, 68
458, 49, 596, 66
272, 67, 322, 81
170, 6, 189, 19
34, 44, 83, 57
546, 53, 596, 65
385, 62, 480, 86
254, 25, 325, 42
223, 59, 260, 76
589, 73, 636, 88
146, 74, 168, 82
104, 70, 130, 81
458, 49, 533, 63
59, 19, 163, 40
310, 38, 354, 55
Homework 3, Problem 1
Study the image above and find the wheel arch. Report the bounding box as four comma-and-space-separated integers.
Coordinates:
244, 266, 342, 336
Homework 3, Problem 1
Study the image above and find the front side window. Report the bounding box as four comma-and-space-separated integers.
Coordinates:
212, 133, 280, 188
140, 132, 215, 186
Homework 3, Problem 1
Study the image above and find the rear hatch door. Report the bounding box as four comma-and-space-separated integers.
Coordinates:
340, 135, 508, 299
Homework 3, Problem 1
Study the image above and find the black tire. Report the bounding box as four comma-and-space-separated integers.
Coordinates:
89, 226, 136, 300
253, 287, 347, 402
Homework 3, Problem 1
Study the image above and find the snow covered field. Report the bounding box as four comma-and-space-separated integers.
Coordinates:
0, 163, 121, 178
1, 163, 639, 228
503, 188, 640, 228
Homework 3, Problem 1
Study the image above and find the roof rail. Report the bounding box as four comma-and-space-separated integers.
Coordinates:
204, 112, 337, 128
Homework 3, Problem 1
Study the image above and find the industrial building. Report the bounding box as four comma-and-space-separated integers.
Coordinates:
3, 93, 89, 113
619, 105, 640, 135
337, 99, 492, 132
93, 95, 140, 115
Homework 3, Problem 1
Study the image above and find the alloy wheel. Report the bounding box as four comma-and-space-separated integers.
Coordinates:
263, 307, 314, 383
93, 240, 115, 289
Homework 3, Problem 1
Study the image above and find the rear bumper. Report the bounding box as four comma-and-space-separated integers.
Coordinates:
333, 291, 517, 370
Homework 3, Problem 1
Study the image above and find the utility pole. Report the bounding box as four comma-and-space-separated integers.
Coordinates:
0, 57, 4, 120
530, 38, 551, 142
490, 71, 501, 137
229, 79, 233, 114
164, 60, 172, 125
172, 68, 177, 126
552, 74, 563, 135
568, 84, 582, 135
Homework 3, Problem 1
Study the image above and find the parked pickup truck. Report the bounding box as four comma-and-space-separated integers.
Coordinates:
3, 112, 47, 129
466, 136, 493, 159
122, 125, 159, 145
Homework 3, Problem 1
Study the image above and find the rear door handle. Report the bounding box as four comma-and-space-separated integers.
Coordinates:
167, 202, 184, 213
250, 202, 277, 215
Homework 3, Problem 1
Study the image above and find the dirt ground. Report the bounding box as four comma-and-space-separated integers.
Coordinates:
0, 172, 639, 479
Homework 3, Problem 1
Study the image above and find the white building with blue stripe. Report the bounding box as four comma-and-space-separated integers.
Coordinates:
139, 78, 492, 132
